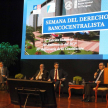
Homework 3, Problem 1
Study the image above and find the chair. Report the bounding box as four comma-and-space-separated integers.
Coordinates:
93, 66, 108, 103
15, 87, 46, 108
4, 81, 8, 91
59, 80, 64, 97
0, 80, 8, 91
93, 84, 108, 103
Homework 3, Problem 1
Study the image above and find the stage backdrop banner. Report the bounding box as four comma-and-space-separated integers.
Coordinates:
43, 11, 108, 34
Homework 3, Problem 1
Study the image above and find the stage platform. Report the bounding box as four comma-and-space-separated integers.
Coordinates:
0, 91, 108, 108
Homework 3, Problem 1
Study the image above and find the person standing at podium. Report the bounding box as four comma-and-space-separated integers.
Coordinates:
82, 62, 105, 102
48, 62, 68, 91
30, 64, 49, 81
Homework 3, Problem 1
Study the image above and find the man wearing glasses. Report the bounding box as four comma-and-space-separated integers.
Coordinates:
82, 62, 105, 102
31, 64, 49, 81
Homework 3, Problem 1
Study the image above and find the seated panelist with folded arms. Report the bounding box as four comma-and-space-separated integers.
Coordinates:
48, 62, 68, 91
30, 64, 48, 81
82, 62, 105, 102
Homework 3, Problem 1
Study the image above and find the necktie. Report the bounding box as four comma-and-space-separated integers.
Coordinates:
36, 71, 41, 80
95, 70, 103, 83
36, 70, 43, 80
55, 70, 57, 82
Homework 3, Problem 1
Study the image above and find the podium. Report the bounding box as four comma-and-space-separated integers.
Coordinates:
104, 63, 108, 84
7, 78, 57, 108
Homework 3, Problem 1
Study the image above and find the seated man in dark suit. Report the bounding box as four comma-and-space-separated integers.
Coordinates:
82, 62, 105, 102
48, 62, 68, 91
0, 61, 9, 88
30, 64, 48, 81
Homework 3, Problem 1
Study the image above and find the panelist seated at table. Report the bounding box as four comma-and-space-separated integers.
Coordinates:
48, 62, 68, 91
82, 62, 105, 102
30, 64, 49, 81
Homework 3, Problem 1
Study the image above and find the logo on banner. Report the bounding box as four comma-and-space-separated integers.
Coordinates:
74, 0, 77, 9
65, 1, 72, 10
33, 5, 41, 14
47, 3, 55, 13
33, 5, 37, 10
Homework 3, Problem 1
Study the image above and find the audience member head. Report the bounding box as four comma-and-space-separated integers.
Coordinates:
54, 62, 59, 70
99, 62, 105, 70
0, 61, 3, 67
40, 64, 44, 70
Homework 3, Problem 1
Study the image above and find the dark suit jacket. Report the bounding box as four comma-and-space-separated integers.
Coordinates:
2, 67, 9, 83
95, 70, 104, 84
48, 69, 68, 81
33, 70, 49, 81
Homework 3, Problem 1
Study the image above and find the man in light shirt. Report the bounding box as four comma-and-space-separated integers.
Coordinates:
48, 62, 68, 91
30, 64, 48, 81
82, 62, 105, 102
